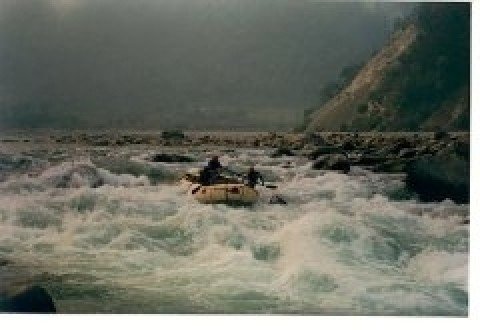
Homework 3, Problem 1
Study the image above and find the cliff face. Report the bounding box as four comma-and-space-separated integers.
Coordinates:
306, 3, 470, 132
306, 25, 418, 131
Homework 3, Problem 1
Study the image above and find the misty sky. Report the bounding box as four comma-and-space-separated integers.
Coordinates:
0, 0, 414, 130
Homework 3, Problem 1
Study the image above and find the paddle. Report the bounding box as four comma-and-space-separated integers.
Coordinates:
265, 184, 278, 189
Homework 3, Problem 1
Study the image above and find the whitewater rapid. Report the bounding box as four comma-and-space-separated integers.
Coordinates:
0, 146, 468, 314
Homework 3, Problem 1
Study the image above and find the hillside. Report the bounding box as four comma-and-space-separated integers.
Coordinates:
306, 3, 470, 132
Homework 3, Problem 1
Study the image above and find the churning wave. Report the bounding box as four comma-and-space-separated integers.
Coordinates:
0, 148, 468, 314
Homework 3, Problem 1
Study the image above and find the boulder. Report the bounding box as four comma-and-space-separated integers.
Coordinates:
305, 133, 327, 146
398, 148, 418, 159
270, 147, 295, 158
0, 257, 10, 267
0, 153, 41, 173
161, 130, 185, 139
405, 154, 469, 204
341, 139, 356, 151
280, 161, 294, 169
353, 154, 389, 166
150, 153, 194, 163
452, 141, 470, 160
308, 146, 343, 160
373, 159, 410, 173
269, 195, 288, 205
312, 154, 350, 173
91, 139, 110, 146
388, 138, 415, 154
434, 131, 449, 140
0, 286, 56, 313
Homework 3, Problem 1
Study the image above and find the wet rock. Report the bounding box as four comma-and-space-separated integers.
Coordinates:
413, 145, 429, 156
270, 147, 295, 158
308, 146, 343, 160
388, 138, 415, 154
269, 195, 287, 205
398, 148, 418, 159
91, 139, 110, 146
312, 154, 350, 173
353, 154, 389, 166
452, 141, 470, 160
0, 153, 42, 173
161, 130, 185, 139
0, 257, 10, 267
373, 159, 410, 173
0, 286, 56, 313
305, 133, 326, 146
150, 153, 194, 163
281, 161, 294, 169
114, 139, 127, 146
434, 131, 449, 140
341, 139, 356, 151
406, 154, 469, 204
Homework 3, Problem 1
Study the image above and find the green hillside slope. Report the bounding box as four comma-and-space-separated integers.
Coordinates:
306, 3, 470, 132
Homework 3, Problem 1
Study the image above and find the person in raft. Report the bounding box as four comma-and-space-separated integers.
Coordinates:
245, 166, 264, 188
199, 155, 223, 185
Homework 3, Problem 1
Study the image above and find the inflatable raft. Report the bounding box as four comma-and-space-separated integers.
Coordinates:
181, 173, 259, 205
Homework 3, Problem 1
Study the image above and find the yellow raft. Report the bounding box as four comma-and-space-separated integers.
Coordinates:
181, 173, 259, 205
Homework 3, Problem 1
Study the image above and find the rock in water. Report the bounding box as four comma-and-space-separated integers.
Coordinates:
341, 139, 356, 151
398, 148, 418, 159
308, 146, 342, 160
0, 257, 10, 267
270, 147, 295, 158
406, 154, 469, 204
1, 286, 56, 313
150, 153, 194, 163
434, 131, 449, 140
451, 141, 470, 160
161, 130, 185, 139
373, 159, 410, 173
305, 133, 326, 146
312, 154, 350, 173
269, 195, 287, 205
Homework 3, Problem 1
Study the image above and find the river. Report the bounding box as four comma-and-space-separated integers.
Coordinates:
0, 143, 468, 315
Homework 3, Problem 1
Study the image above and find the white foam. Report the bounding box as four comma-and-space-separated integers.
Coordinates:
38, 159, 149, 188
0, 148, 469, 314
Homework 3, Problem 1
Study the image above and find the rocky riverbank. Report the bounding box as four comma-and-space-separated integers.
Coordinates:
0, 131, 469, 149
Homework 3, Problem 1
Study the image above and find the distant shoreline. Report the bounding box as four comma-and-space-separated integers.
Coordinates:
0, 130, 470, 150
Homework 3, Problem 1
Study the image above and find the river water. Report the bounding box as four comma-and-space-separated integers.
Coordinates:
0, 144, 469, 315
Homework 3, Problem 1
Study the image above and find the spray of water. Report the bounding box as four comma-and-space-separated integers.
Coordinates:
0, 147, 468, 314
